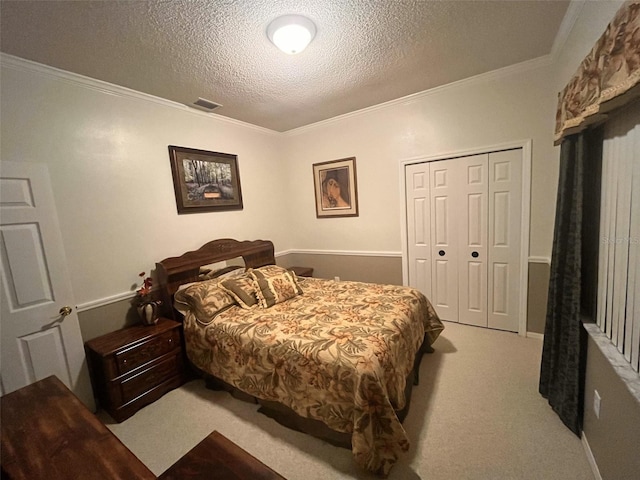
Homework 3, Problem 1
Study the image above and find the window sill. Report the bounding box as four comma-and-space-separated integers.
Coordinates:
582, 321, 640, 406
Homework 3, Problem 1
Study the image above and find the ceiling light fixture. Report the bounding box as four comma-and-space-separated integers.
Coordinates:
267, 14, 316, 55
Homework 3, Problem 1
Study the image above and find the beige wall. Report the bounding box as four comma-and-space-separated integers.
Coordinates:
0, 1, 623, 316
1, 51, 557, 334
79, 298, 140, 342
0, 59, 291, 306
278, 252, 402, 285
583, 333, 640, 480
282, 61, 557, 258
527, 262, 550, 335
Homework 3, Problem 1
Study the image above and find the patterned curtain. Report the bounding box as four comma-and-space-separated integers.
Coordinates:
539, 134, 588, 436
554, 1, 640, 145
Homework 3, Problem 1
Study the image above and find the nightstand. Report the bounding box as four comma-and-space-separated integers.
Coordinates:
85, 318, 185, 422
290, 266, 313, 277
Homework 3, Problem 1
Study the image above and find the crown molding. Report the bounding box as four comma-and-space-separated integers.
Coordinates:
284, 54, 553, 136
0, 53, 277, 136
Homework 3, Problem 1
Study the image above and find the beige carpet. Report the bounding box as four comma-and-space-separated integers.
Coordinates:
100, 321, 595, 479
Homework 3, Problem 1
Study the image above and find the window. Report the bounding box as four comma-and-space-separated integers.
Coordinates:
597, 102, 640, 373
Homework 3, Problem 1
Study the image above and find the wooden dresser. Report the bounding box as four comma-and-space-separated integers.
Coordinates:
0, 375, 155, 479
85, 318, 185, 422
290, 266, 313, 277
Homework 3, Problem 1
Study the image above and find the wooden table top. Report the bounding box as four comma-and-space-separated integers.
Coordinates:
1, 375, 155, 480
159, 430, 286, 480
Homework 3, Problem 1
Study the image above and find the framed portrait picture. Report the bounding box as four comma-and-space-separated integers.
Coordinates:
312, 157, 359, 218
168, 145, 243, 214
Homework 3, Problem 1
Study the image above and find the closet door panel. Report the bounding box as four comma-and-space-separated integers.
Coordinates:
430, 160, 459, 322
405, 163, 431, 297
488, 149, 522, 331
458, 154, 489, 327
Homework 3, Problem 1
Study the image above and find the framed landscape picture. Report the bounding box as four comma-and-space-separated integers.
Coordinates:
168, 145, 243, 214
312, 157, 358, 218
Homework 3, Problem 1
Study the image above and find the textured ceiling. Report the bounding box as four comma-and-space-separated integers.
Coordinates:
0, 0, 570, 132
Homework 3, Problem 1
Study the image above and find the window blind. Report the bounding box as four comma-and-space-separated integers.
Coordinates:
597, 102, 640, 372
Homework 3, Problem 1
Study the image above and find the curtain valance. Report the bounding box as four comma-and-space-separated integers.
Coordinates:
554, 1, 640, 145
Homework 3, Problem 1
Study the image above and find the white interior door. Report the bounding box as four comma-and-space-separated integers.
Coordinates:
488, 150, 522, 331
405, 163, 432, 298
0, 161, 95, 409
458, 154, 489, 327
430, 159, 459, 322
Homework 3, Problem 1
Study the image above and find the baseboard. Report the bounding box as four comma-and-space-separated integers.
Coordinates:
528, 256, 551, 265
526, 332, 544, 340
581, 432, 603, 480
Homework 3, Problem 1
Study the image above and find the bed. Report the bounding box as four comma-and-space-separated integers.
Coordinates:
156, 239, 443, 476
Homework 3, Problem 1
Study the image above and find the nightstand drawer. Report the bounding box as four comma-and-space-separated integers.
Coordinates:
119, 351, 182, 404
116, 329, 180, 375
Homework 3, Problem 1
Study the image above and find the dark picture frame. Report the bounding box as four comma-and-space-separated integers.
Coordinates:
312, 157, 358, 218
168, 145, 243, 214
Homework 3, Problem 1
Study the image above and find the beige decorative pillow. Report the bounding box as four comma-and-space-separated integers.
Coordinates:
250, 266, 303, 308
199, 266, 245, 281
173, 281, 199, 315
174, 279, 236, 320
219, 274, 259, 309
254, 264, 288, 276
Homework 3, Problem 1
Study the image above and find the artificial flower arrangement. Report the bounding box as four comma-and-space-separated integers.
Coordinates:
137, 272, 153, 297
135, 272, 161, 325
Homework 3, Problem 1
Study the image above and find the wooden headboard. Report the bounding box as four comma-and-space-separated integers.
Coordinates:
155, 238, 275, 321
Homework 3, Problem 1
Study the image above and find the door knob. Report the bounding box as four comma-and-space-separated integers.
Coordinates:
471, 251, 479, 258
59, 306, 73, 317
438, 250, 445, 256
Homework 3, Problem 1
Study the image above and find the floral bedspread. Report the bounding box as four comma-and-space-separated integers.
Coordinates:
182, 277, 443, 475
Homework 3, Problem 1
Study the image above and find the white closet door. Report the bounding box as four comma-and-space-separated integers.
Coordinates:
430, 159, 460, 322
488, 149, 522, 331
405, 163, 432, 298
405, 147, 523, 332
458, 154, 489, 327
